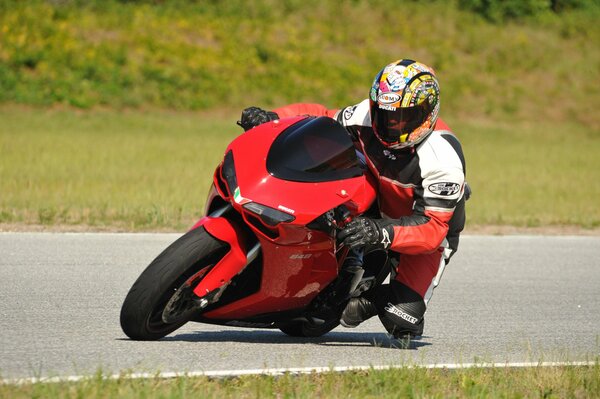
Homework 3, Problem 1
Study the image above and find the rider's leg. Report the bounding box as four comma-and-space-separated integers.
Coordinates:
374, 250, 442, 338
341, 248, 448, 337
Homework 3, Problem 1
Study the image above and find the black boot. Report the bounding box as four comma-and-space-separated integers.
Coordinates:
340, 297, 378, 328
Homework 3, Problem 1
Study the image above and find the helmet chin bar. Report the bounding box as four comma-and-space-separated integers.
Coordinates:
373, 121, 436, 150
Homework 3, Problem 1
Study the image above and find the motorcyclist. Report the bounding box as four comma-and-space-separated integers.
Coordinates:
237, 59, 467, 341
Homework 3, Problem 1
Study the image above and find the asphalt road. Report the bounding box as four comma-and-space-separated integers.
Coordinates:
1, 232, 599, 380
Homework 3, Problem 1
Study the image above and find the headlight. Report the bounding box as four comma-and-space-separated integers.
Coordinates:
243, 202, 295, 226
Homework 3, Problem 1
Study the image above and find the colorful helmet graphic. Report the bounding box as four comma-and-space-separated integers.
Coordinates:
369, 59, 440, 149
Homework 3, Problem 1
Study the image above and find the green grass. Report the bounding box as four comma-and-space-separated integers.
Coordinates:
2, 366, 600, 398
1, 108, 599, 231
0, 107, 237, 230
1, 1, 599, 131
453, 117, 600, 228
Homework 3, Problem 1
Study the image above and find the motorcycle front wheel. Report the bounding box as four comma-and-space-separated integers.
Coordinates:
120, 226, 228, 341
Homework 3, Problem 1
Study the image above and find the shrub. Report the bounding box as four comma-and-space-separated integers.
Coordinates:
458, 0, 600, 20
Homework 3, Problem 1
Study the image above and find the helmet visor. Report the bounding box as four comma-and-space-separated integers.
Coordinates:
372, 102, 432, 144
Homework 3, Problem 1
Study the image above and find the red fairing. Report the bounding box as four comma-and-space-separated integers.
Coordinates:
203, 232, 340, 319
191, 217, 248, 297
434, 118, 450, 131
222, 116, 375, 225
274, 103, 338, 119
196, 116, 378, 318
190, 203, 345, 319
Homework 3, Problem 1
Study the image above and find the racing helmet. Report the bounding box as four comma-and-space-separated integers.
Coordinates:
369, 59, 440, 149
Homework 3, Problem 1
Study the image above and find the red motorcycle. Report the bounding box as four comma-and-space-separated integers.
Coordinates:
120, 116, 393, 340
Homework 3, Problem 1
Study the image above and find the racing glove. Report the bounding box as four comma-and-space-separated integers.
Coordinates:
237, 107, 279, 131
338, 217, 394, 250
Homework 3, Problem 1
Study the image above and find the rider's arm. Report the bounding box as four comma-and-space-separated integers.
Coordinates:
381, 133, 465, 255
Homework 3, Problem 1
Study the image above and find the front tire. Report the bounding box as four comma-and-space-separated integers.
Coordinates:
120, 227, 228, 340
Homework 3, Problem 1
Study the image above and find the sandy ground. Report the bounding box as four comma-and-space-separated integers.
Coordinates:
1, 223, 600, 236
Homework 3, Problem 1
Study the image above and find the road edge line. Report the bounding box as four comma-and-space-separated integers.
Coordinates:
3, 360, 598, 385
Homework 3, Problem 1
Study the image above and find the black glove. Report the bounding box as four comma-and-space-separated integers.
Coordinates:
237, 107, 279, 131
337, 217, 394, 250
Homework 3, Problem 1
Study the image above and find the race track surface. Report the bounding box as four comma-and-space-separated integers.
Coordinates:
1, 233, 599, 379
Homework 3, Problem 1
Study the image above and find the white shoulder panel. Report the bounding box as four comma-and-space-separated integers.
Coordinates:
417, 130, 465, 204
338, 99, 371, 128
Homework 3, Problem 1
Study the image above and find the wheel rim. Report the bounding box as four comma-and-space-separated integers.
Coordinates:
162, 266, 212, 323
145, 264, 212, 333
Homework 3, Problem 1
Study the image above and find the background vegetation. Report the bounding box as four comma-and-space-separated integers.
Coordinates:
1, 0, 599, 126
1, 0, 599, 230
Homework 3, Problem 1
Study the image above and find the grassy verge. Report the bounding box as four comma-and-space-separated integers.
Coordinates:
2, 108, 599, 231
2, 366, 600, 398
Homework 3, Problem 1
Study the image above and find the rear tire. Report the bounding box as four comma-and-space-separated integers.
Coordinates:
120, 227, 227, 340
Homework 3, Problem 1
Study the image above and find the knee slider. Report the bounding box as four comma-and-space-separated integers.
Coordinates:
374, 281, 426, 338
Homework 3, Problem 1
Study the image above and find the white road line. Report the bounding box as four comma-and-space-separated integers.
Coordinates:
3, 361, 598, 385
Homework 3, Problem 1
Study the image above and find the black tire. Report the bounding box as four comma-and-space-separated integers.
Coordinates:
278, 318, 340, 338
120, 227, 227, 341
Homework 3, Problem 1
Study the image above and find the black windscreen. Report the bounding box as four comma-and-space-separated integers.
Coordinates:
266, 117, 363, 183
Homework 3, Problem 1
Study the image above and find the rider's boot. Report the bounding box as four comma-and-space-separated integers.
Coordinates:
338, 248, 378, 328
340, 296, 378, 327
330, 248, 365, 307
341, 280, 426, 340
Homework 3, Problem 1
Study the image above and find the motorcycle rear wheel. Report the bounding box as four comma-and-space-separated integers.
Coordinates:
120, 226, 227, 341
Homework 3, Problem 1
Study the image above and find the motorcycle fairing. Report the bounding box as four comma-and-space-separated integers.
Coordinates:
190, 217, 248, 299
201, 231, 339, 319
224, 116, 376, 226
189, 213, 340, 319
190, 116, 379, 320
121, 116, 388, 339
